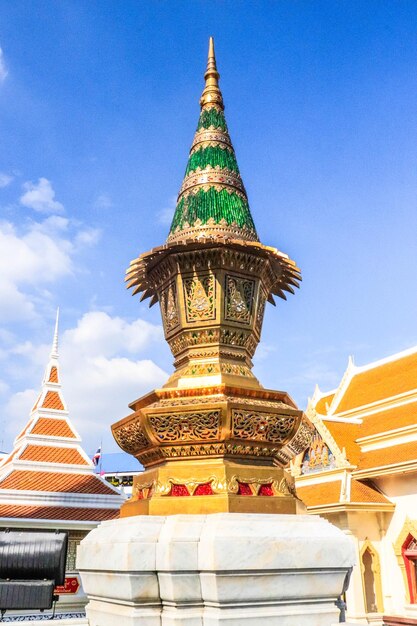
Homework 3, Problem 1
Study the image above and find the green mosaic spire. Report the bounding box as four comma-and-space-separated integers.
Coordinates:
167, 38, 258, 244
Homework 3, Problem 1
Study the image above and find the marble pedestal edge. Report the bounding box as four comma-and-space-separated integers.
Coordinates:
77, 513, 356, 626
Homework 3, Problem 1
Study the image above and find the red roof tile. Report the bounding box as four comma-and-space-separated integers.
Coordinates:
20, 445, 88, 465
336, 352, 417, 414
48, 366, 58, 383
31, 418, 77, 439
359, 441, 417, 470
42, 391, 64, 410
0, 504, 119, 521
0, 470, 116, 494
315, 393, 335, 414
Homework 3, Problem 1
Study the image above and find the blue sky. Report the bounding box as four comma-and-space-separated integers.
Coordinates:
0, 1, 416, 455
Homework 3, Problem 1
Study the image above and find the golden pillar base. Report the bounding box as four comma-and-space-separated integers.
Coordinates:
120, 458, 305, 517
112, 382, 313, 516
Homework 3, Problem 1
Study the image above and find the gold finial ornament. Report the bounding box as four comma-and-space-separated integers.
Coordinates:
113, 39, 312, 517
200, 36, 224, 110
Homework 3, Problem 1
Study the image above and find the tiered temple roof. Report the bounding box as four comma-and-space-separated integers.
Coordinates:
294, 346, 417, 512
0, 312, 123, 523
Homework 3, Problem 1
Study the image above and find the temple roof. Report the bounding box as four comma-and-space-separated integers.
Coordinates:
167, 37, 258, 244
0, 310, 123, 524
294, 345, 417, 512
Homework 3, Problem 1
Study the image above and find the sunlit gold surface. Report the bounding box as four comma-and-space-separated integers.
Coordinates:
120, 459, 305, 517
200, 36, 224, 110
114, 38, 312, 516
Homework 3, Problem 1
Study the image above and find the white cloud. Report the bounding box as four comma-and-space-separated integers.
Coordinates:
63, 311, 163, 359
0, 216, 97, 322
75, 227, 101, 248
0, 173, 13, 188
20, 178, 64, 214
93, 194, 113, 210
2, 312, 167, 453
0, 48, 8, 83
157, 197, 176, 226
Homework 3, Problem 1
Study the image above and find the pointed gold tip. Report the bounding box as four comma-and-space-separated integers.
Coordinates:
200, 36, 224, 110
208, 36, 215, 61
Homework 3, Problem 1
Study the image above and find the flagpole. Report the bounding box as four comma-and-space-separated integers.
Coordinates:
99, 438, 103, 475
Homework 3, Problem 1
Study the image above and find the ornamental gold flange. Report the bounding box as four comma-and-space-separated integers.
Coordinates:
119, 459, 306, 517
112, 383, 313, 469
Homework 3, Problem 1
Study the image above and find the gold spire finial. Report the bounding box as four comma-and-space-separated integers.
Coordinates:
200, 36, 224, 110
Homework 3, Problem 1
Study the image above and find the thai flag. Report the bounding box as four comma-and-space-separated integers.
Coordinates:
92, 446, 101, 466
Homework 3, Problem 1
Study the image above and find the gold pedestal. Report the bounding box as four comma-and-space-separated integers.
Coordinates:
113, 383, 312, 517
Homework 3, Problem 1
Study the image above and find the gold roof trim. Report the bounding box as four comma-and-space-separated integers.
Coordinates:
179, 169, 246, 197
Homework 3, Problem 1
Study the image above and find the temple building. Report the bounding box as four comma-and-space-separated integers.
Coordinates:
0, 312, 124, 615
293, 346, 417, 626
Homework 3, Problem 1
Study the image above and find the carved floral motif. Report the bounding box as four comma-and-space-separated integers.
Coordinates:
160, 282, 179, 332
148, 410, 221, 442
184, 274, 215, 322
232, 409, 296, 443
113, 421, 150, 454
225, 275, 254, 323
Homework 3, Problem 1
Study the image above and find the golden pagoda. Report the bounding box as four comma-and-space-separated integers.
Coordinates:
112, 38, 313, 516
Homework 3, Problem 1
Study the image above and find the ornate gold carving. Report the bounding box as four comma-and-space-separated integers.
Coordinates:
227, 475, 291, 496
175, 362, 255, 378
150, 395, 289, 409
154, 475, 227, 496
148, 410, 221, 442
232, 410, 296, 443
191, 130, 232, 151
287, 420, 314, 455
160, 282, 179, 332
256, 294, 266, 331
134, 481, 154, 499
220, 363, 255, 377
225, 275, 254, 323
184, 274, 215, 322
179, 169, 246, 197
162, 442, 225, 458
113, 421, 150, 454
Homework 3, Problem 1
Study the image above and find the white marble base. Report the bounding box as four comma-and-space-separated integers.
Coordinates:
77, 513, 355, 626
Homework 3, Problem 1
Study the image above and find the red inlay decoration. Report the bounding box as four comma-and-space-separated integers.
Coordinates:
258, 484, 274, 496
194, 482, 213, 496
237, 482, 252, 496
170, 484, 190, 497
402, 533, 417, 603
137, 489, 144, 500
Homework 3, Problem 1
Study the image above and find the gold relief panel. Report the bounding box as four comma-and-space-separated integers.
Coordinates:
232, 409, 296, 443
148, 409, 221, 442
112, 421, 150, 454
255, 293, 266, 333
184, 274, 216, 323
160, 282, 179, 333
225, 274, 255, 324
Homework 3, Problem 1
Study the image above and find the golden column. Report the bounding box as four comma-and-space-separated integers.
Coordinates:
112, 38, 313, 516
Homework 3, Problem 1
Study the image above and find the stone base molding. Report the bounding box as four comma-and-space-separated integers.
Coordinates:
77, 513, 355, 626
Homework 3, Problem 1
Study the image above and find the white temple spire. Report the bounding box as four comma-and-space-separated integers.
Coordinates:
51, 307, 59, 359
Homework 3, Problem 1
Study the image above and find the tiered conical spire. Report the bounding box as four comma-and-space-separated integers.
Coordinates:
0, 311, 123, 523
168, 37, 258, 244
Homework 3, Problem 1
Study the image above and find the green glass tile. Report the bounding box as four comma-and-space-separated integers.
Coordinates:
185, 146, 239, 176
